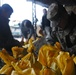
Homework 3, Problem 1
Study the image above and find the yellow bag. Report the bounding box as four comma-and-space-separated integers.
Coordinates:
56, 51, 75, 75
38, 44, 61, 75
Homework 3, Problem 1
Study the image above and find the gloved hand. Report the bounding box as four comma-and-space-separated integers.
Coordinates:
42, 30, 45, 35
66, 46, 76, 56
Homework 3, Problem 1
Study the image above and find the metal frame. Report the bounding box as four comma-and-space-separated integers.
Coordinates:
32, 0, 36, 28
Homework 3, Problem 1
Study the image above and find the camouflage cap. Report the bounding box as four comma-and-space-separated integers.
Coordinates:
47, 3, 66, 21
47, 3, 58, 20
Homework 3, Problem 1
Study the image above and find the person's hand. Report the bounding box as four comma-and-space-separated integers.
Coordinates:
24, 39, 29, 44
66, 47, 76, 56
43, 30, 45, 35
20, 37, 24, 45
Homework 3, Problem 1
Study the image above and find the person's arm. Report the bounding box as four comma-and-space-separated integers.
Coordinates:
41, 16, 45, 30
21, 36, 24, 42
46, 30, 59, 45
0, 19, 13, 40
20, 24, 28, 39
28, 27, 34, 40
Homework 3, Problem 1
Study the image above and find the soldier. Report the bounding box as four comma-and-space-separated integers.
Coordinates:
47, 2, 76, 55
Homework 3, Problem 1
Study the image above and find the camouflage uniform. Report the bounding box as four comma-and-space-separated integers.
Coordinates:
47, 3, 76, 55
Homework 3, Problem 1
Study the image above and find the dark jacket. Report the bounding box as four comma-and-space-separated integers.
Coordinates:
42, 14, 50, 30
0, 7, 21, 53
0, 7, 13, 41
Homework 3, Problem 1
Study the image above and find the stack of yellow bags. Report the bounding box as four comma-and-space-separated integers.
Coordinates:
0, 39, 76, 75
37, 43, 61, 75
0, 39, 41, 75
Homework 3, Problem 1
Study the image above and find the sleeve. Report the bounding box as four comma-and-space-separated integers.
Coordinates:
65, 28, 76, 55
49, 31, 59, 45
28, 28, 34, 40
21, 27, 28, 39
66, 45, 76, 56
41, 16, 45, 30
0, 19, 13, 40
20, 24, 27, 39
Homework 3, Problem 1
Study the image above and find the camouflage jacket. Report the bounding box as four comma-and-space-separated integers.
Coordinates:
53, 13, 76, 55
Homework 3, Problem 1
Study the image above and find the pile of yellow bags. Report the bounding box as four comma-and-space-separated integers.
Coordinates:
0, 39, 76, 75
